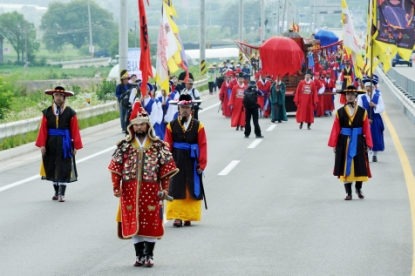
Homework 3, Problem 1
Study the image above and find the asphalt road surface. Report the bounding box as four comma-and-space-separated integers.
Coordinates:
1, 81, 415, 275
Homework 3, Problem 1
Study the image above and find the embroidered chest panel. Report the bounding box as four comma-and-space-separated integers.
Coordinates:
302, 84, 312, 94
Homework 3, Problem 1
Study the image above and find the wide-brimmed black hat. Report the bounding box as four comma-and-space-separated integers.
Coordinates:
338, 85, 366, 95
44, 86, 74, 97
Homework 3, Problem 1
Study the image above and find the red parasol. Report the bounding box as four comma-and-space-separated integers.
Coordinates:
259, 37, 304, 77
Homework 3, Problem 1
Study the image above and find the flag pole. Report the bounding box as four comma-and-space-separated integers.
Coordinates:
368, 0, 374, 120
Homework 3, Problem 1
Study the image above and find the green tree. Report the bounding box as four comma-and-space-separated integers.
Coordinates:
0, 11, 40, 63
40, 0, 117, 52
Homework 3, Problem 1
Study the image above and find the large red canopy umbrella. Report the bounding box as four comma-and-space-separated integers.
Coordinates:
259, 37, 304, 77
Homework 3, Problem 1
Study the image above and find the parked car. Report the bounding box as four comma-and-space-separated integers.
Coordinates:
392, 54, 412, 67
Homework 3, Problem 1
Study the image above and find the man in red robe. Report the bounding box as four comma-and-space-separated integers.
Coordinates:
294, 69, 319, 130
256, 73, 271, 118
108, 104, 178, 267
229, 72, 248, 131
323, 70, 336, 115
35, 86, 83, 202
314, 72, 326, 117
219, 71, 234, 118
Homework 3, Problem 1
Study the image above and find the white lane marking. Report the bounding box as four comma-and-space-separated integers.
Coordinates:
200, 102, 220, 113
218, 160, 240, 176
0, 101, 221, 194
266, 124, 277, 132
0, 146, 117, 193
247, 139, 263, 149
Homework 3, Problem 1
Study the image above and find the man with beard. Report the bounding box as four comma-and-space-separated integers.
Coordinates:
164, 94, 208, 227
229, 72, 248, 131
294, 69, 319, 130
108, 103, 178, 267
328, 85, 373, 200
35, 86, 83, 202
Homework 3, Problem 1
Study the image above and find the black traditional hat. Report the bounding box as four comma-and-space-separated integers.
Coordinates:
44, 86, 74, 97
237, 72, 245, 78
305, 69, 313, 75
338, 85, 366, 95
248, 80, 257, 89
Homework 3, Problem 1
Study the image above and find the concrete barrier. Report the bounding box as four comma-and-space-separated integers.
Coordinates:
0, 78, 208, 140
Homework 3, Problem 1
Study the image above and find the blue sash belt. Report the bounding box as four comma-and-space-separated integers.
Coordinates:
227, 88, 232, 100
48, 129, 72, 159
340, 127, 362, 176
173, 142, 200, 197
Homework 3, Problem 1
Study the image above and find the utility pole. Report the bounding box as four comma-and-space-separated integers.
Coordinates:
25, 26, 28, 65
134, 21, 137, 48
277, 0, 280, 36
281, 0, 287, 33
200, 0, 206, 75
87, 0, 94, 57
239, 0, 243, 41
260, 0, 265, 42
119, 0, 128, 76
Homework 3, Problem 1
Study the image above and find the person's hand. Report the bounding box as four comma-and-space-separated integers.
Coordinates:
197, 168, 203, 175
72, 149, 77, 156
113, 187, 122, 197
369, 119, 373, 124
369, 102, 377, 108
333, 148, 336, 153
40, 146, 46, 155
160, 190, 168, 199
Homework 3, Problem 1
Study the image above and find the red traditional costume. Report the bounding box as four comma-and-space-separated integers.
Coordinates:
316, 71, 336, 116
108, 104, 178, 267
35, 86, 83, 202
294, 78, 319, 125
328, 86, 373, 200
229, 82, 248, 128
164, 94, 208, 226
257, 76, 272, 117
219, 72, 234, 118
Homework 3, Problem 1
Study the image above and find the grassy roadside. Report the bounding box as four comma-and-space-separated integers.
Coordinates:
0, 111, 119, 151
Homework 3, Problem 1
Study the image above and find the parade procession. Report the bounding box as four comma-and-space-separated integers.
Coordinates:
2, 0, 415, 275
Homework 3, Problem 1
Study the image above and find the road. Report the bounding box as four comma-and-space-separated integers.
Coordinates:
0, 81, 415, 275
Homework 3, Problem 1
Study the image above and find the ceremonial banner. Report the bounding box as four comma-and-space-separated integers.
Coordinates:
138, 0, 153, 96
156, 3, 179, 93
376, 0, 415, 50
342, 0, 364, 78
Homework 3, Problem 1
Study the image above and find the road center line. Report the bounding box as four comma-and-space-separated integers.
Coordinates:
266, 124, 277, 132
247, 139, 263, 149
218, 160, 240, 176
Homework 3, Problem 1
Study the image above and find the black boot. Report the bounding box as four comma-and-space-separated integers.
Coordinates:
344, 183, 352, 200
307, 123, 311, 130
58, 185, 66, 202
52, 184, 59, 200
144, 242, 155, 267
355, 182, 364, 199
133, 242, 145, 267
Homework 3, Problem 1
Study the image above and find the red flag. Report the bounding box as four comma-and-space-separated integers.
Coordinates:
138, 0, 153, 97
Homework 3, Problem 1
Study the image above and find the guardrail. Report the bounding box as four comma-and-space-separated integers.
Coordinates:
376, 67, 415, 124
384, 69, 415, 100
0, 78, 208, 140
0, 102, 117, 140
48, 57, 108, 66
